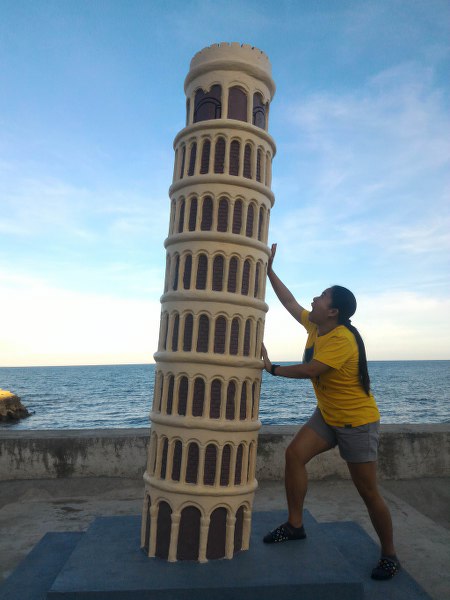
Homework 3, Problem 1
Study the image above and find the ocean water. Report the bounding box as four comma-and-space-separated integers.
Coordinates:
0, 361, 448, 431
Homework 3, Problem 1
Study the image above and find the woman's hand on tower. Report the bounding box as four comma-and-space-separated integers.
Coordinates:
261, 343, 272, 372
267, 243, 277, 274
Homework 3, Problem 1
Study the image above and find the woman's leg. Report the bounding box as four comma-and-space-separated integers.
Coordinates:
347, 461, 396, 556
285, 424, 332, 527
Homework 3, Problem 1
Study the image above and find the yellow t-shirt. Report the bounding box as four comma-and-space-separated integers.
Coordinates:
301, 309, 380, 427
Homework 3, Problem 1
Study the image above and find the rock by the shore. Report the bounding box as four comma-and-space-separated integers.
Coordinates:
0, 390, 31, 422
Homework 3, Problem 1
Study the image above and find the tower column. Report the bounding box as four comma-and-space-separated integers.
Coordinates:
168, 512, 181, 562
225, 513, 237, 559
198, 515, 211, 563
148, 504, 158, 557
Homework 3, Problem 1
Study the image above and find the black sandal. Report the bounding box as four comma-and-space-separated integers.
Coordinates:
371, 556, 401, 580
263, 522, 306, 543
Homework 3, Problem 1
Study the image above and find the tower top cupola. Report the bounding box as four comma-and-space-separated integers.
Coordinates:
185, 42, 275, 98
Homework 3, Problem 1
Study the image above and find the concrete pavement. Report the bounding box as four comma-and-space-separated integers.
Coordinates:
1, 476, 449, 599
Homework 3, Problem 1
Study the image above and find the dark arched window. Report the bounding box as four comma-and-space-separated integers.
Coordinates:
210, 379, 221, 418
167, 376, 174, 415
178, 377, 188, 416
162, 313, 169, 351
234, 505, 244, 553
179, 146, 186, 179
254, 262, 260, 298
235, 445, 244, 484
188, 142, 197, 176
243, 319, 251, 356
228, 86, 247, 122
183, 314, 193, 351
253, 92, 266, 129
194, 85, 222, 122
258, 206, 264, 240
150, 434, 157, 473
207, 507, 227, 560
186, 443, 199, 483
240, 382, 247, 419
160, 438, 169, 478
230, 318, 239, 355
196, 254, 208, 289
220, 445, 231, 486
155, 501, 171, 559
232, 200, 242, 234
256, 321, 261, 358
197, 314, 209, 352
229, 140, 240, 176
171, 440, 182, 481
201, 196, 213, 231
173, 255, 180, 290
265, 153, 271, 185
252, 381, 258, 419
188, 197, 197, 231
241, 259, 250, 295
243, 144, 252, 178
212, 255, 224, 291
192, 378, 205, 417
203, 445, 217, 485
156, 371, 164, 412
214, 137, 225, 174
177, 200, 185, 233
217, 198, 228, 232
177, 506, 201, 560
200, 140, 210, 174
245, 204, 254, 237
214, 316, 226, 353
227, 257, 238, 293
256, 148, 262, 182
183, 254, 192, 289
172, 314, 179, 351
226, 382, 236, 420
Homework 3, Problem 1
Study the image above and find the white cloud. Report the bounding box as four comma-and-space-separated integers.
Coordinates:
357, 291, 450, 360
0, 274, 161, 367
287, 62, 450, 201
263, 290, 450, 361
269, 59, 450, 296
0, 174, 168, 242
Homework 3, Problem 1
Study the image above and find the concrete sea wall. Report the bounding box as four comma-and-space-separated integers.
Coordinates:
0, 424, 449, 481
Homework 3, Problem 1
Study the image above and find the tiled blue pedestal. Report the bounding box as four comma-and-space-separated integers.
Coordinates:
0, 511, 431, 600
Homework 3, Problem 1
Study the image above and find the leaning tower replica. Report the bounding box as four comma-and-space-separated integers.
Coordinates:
141, 42, 276, 562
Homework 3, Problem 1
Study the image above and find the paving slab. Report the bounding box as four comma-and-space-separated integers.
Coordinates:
0, 478, 449, 599
324, 521, 431, 600
48, 511, 363, 600
0, 532, 83, 600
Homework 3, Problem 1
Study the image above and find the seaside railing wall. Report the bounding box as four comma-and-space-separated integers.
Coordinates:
1, 424, 449, 481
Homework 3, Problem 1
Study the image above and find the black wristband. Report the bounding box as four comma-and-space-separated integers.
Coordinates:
271, 363, 280, 376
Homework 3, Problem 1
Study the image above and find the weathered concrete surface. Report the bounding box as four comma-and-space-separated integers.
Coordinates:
0, 429, 149, 480
0, 477, 448, 599
0, 424, 449, 481
258, 424, 450, 480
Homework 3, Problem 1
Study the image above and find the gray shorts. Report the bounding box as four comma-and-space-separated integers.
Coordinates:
306, 407, 380, 463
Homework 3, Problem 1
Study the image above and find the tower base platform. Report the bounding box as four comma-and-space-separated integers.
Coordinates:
0, 511, 430, 600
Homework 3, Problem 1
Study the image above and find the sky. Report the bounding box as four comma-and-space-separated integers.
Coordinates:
0, 0, 449, 367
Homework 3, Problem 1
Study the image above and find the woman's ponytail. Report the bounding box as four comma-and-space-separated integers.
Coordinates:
330, 285, 371, 396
